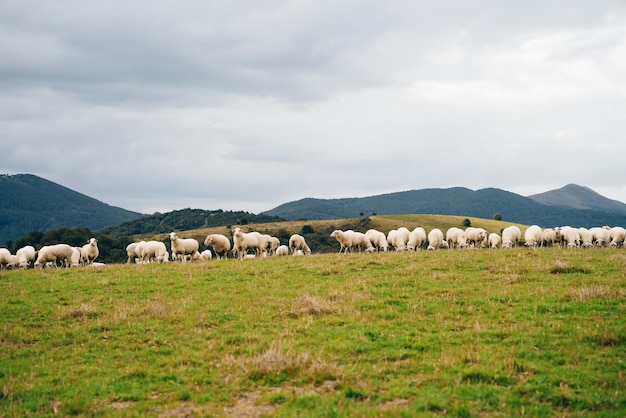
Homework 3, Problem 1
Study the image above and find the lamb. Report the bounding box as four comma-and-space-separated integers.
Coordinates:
34, 244, 73, 268
407, 227, 427, 251
488, 233, 501, 249
365, 229, 388, 252
203, 234, 231, 259
80, 238, 99, 266
15, 245, 36, 268
609, 226, 626, 248
232, 228, 264, 259
465, 227, 488, 248
275, 245, 289, 256
0, 248, 12, 269
169, 232, 200, 261
200, 250, 213, 260
141, 241, 169, 263
578, 227, 594, 248
289, 234, 311, 255
501, 226, 522, 249
427, 228, 448, 250
330, 230, 356, 253
524, 225, 543, 249
446, 227, 467, 249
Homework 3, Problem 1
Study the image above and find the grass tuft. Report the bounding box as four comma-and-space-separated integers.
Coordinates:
285, 295, 335, 318
566, 286, 625, 301
549, 261, 590, 274
60, 303, 98, 320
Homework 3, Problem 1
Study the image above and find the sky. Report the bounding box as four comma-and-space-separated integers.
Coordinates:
1, 1, 625, 214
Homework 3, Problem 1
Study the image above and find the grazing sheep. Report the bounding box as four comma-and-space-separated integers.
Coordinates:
0, 248, 12, 269
541, 228, 560, 247
200, 250, 213, 260
141, 241, 169, 263
232, 228, 264, 259
366, 229, 388, 252
465, 227, 488, 248
488, 233, 501, 249
169, 232, 200, 262
501, 226, 522, 249
70, 247, 81, 267
578, 227, 594, 248
524, 225, 543, 249
427, 228, 448, 250
352, 232, 375, 253
135, 241, 148, 263
80, 238, 99, 266
126, 242, 142, 264
387, 228, 410, 252
331, 230, 356, 253
34, 244, 73, 268
15, 245, 36, 268
289, 234, 311, 255
446, 227, 467, 249
609, 226, 626, 248
275, 245, 289, 256
267, 236, 281, 256
589, 227, 610, 247
559, 226, 581, 248
407, 227, 427, 251
203, 234, 231, 259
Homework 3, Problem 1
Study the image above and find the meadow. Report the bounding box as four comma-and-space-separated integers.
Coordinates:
1, 245, 625, 416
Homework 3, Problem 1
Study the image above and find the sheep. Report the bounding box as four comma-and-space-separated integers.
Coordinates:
578, 227, 594, 248
488, 233, 501, 249
267, 236, 281, 256
141, 241, 169, 263
15, 245, 36, 268
80, 238, 99, 266
331, 230, 356, 253
427, 228, 448, 250
524, 225, 543, 249
387, 228, 410, 252
609, 226, 626, 248
232, 227, 264, 259
501, 226, 522, 249
34, 244, 73, 268
365, 229, 388, 252
465, 227, 488, 248
589, 227, 610, 247
169, 232, 200, 261
541, 228, 560, 247
407, 227, 427, 251
200, 250, 213, 260
446, 227, 467, 249
560, 226, 581, 248
289, 234, 311, 255
0, 248, 12, 269
70, 247, 81, 267
275, 245, 289, 256
203, 234, 231, 259
352, 232, 375, 253
126, 242, 140, 264
134, 241, 148, 263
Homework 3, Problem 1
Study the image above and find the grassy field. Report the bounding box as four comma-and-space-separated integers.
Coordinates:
1, 247, 625, 416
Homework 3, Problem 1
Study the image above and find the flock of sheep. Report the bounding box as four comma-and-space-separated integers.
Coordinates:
2, 224, 625, 269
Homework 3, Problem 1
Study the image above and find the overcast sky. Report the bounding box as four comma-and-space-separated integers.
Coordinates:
1, 1, 625, 214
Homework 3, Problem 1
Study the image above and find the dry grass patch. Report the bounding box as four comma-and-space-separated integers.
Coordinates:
285, 295, 335, 318
143, 297, 178, 319
59, 302, 98, 320
549, 260, 590, 274
566, 286, 625, 302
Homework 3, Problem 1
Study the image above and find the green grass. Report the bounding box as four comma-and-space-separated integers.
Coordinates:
1, 248, 625, 416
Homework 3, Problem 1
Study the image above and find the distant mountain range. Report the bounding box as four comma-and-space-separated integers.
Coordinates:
2, 174, 625, 245
263, 184, 626, 228
0, 174, 143, 244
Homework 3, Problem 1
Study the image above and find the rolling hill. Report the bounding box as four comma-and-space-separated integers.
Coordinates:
0, 174, 143, 244
263, 186, 626, 228
528, 184, 626, 214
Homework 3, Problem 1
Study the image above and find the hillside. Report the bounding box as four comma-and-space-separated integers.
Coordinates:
528, 184, 626, 214
263, 187, 626, 228
0, 174, 143, 245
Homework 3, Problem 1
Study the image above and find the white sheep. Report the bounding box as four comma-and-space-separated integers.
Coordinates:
446, 227, 467, 249
387, 228, 410, 252
407, 227, 427, 251
427, 228, 448, 250
352, 232, 375, 253
589, 227, 610, 247
524, 225, 543, 249
126, 242, 140, 264
609, 226, 626, 248
200, 250, 213, 260
15, 245, 36, 268
578, 227, 594, 248
203, 234, 231, 259
134, 241, 148, 263
289, 234, 311, 255
34, 244, 73, 268
465, 227, 488, 248
0, 248, 12, 269
365, 229, 388, 252
541, 228, 560, 247
330, 230, 355, 253
267, 236, 281, 256
559, 226, 581, 248
169, 232, 200, 261
488, 233, 501, 249
232, 227, 264, 259
275, 245, 289, 256
80, 238, 99, 266
70, 247, 81, 267
501, 226, 522, 249
141, 241, 169, 263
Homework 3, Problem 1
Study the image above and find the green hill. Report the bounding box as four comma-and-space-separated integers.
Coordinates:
0, 174, 143, 245
528, 184, 626, 214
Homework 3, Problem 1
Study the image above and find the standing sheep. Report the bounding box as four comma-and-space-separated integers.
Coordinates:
541, 228, 560, 247
169, 232, 200, 261
578, 227, 594, 248
141, 241, 170, 263
330, 230, 355, 253
446, 227, 467, 249
80, 238, 99, 265
427, 228, 448, 250
70, 247, 82, 267
15, 245, 36, 268
232, 228, 264, 259
0, 248, 12, 269
501, 226, 522, 249
488, 233, 501, 249
34, 244, 73, 268
524, 225, 543, 249
387, 228, 410, 252
203, 234, 231, 259
407, 227, 427, 251
289, 234, 311, 255
465, 227, 488, 248
365, 229, 388, 252
609, 226, 626, 248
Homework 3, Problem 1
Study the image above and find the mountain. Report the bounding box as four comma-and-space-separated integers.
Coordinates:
263, 186, 626, 228
0, 174, 143, 244
527, 184, 626, 214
